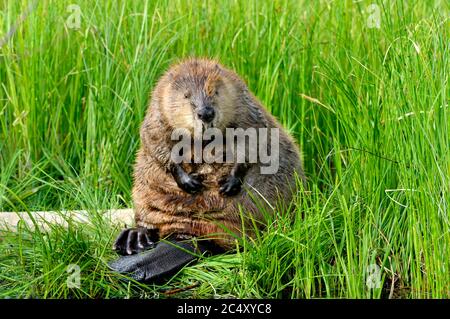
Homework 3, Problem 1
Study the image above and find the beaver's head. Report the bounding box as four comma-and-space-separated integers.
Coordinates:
159, 58, 242, 132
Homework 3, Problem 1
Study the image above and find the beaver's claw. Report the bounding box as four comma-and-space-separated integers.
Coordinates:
219, 175, 242, 196
178, 172, 204, 194
113, 227, 156, 256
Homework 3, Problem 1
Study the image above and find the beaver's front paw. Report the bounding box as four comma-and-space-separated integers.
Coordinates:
219, 175, 242, 196
177, 172, 204, 194
113, 227, 156, 255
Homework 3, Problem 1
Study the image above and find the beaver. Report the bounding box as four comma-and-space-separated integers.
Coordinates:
110, 58, 305, 281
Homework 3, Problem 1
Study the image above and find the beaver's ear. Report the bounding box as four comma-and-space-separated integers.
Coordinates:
167, 71, 175, 81
205, 76, 223, 96
166, 71, 182, 91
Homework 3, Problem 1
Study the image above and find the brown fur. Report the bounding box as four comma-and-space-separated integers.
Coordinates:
132, 58, 305, 249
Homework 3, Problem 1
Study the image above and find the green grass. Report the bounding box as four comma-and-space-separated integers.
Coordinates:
0, 0, 449, 298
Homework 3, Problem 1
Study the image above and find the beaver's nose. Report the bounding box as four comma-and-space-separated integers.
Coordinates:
197, 106, 215, 123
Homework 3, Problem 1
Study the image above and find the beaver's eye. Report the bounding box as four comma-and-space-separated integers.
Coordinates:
215, 90, 219, 96
184, 92, 191, 99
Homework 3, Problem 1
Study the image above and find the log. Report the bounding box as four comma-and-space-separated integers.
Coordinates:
0, 208, 134, 230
